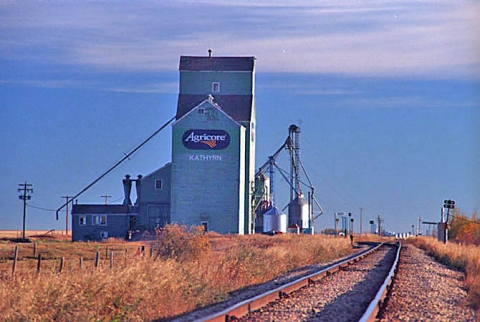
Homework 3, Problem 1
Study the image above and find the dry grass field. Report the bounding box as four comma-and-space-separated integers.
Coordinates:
0, 225, 356, 321
409, 236, 480, 316
4, 227, 475, 321
0, 230, 71, 239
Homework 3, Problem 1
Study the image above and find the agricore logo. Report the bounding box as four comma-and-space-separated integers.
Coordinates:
182, 130, 230, 150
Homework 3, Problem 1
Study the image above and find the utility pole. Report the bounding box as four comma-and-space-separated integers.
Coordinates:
101, 195, 112, 205
61, 196, 73, 236
418, 217, 422, 236
359, 207, 363, 235
348, 212, 352, 235
18, 182, 33, 240
377, 215, 382, 236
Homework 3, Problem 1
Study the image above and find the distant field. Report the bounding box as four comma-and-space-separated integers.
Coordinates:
0, 230, 71, 238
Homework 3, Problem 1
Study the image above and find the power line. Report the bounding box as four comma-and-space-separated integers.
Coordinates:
111, 196, 123, 203
101, 195, 112, 205
56, 115, 175, 219
27, 204, 56, 212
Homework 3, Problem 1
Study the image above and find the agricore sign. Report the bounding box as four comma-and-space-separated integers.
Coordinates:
182, 130, 230, 150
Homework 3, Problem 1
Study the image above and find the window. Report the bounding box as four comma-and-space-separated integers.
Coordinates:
201, 221, 209, 232
100, 231, 108, 239
79, 216, 86, 226
92, 215, 107, 226
212, 82, 220, 93
198, 108, 205, 114
155, 179, 162, 190
99, 215, 107, 226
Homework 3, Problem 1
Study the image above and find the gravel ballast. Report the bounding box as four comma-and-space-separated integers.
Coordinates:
239, 245, 398, 321
379, 244, 476, 321
169, 243, 477, 321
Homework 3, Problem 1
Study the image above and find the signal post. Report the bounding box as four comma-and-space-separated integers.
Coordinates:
439, 199, 455, 243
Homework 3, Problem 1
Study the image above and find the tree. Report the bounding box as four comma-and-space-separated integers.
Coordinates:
449, 210, 480, 245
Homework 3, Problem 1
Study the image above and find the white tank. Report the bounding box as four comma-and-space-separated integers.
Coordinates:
263, 207, 287, 233
288, 194, 309, 229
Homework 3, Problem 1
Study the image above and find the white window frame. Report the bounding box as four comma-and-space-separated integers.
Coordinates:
99, 215, 107, 226
212, 82, 220, 93
79, 216, 86, 226
92, 215, 107, 226
155, 179, 162, 190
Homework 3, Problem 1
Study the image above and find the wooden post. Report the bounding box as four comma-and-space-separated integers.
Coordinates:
33, 243, 37, 257
95, 251, 100, 268
150, 245, 153, 257
12, 246, 18, 275
59, 257, 64, 273
124, 248, 128, 267
106, 246, 109, 260
37, 254, 42, 274
79, 257, 83, 269
110, 251, 113, 269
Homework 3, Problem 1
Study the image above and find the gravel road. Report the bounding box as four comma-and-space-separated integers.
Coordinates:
378, 244, 476, 322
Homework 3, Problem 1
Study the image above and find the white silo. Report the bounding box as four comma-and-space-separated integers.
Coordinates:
288, 194, 309, 230
263, 206, 287, 233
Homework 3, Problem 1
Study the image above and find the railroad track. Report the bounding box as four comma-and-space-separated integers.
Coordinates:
197, 242, 401, 322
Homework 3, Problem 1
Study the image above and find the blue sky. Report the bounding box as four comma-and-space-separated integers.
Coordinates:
1, 1, 479, 235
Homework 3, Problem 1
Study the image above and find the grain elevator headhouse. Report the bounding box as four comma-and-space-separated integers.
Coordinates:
170, 53, 256, 234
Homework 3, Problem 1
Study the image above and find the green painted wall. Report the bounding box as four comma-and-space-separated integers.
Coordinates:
171, 100, 246, 234
180, 71, 253, 95
173, 58, 256, 234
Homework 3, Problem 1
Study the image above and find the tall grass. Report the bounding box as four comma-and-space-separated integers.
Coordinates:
410, 237, 480, 314
0, 224, 354, 321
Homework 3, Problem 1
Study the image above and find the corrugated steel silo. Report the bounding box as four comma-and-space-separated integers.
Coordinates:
263, 206, 287, 233
288, 194, 309, 230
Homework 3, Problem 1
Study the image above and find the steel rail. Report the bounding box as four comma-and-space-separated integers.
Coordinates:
358, 241, 401, 322
199, 242, 385, 322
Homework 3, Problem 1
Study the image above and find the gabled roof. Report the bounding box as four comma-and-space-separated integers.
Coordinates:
174, 96, 243, 127
179, 56, 255, 72
141, 162, 171, 181
176, 94, 253, 122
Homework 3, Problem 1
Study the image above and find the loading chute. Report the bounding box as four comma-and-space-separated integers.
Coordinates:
253, 124, 324, 234
55, 116, 175, 220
